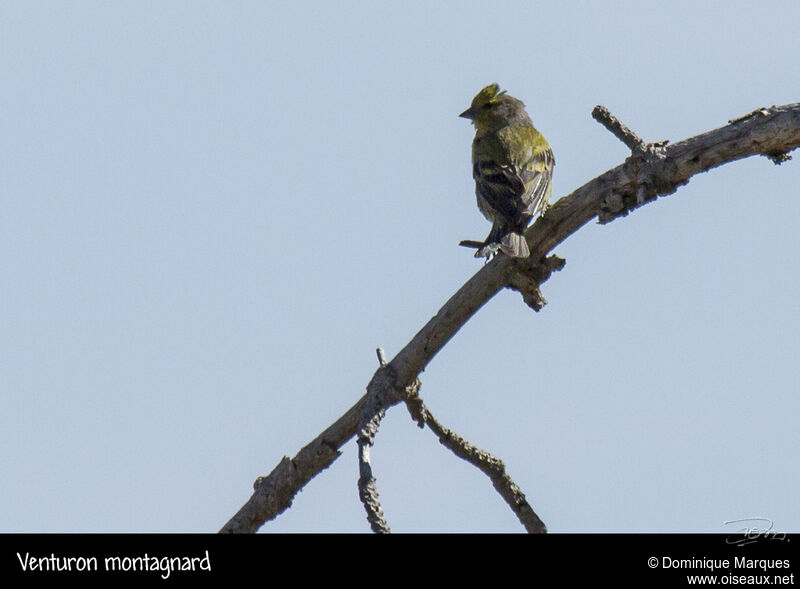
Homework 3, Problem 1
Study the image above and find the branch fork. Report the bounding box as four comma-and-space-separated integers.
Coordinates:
220, 101, 800, 534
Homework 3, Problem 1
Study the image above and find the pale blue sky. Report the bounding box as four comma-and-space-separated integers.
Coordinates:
2, 1, 798, 533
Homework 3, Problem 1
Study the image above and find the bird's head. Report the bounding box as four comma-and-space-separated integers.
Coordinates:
459, 84, 530, 130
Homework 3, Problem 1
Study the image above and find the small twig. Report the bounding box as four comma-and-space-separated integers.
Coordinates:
458, 239, 484, 250
376, 347, 387, 367
403, 379, 426, 428
592, 105, 646, 153
405, 391, 546, 533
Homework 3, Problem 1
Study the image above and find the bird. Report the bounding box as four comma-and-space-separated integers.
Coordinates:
459, 84, 554, 259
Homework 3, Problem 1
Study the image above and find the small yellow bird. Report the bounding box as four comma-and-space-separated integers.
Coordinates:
460, 84, 554, 258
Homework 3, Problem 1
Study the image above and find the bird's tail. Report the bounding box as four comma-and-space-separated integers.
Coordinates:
475, 224, 530, 258
499, 232, 530, 258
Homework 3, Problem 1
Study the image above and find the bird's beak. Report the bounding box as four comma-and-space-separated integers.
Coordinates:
459, 107, 474, 119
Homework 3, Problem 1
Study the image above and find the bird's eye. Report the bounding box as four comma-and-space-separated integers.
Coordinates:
481, 102, 493, 110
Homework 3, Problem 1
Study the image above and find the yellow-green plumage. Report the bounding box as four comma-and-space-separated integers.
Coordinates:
460, 84, 554, 258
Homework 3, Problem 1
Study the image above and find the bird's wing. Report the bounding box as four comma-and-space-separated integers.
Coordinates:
473, 158, 527, 227
474, 136, 553, 229
516, 146, 554, 219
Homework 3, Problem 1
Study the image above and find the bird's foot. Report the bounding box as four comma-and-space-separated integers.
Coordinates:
475, 242, 501, 260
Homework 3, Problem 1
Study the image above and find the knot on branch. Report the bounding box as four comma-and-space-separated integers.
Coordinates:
506, 254, 566, 311
232, 455, 308, 532
402, 377, 426, 428
365, 364, 404, 410
729, 106, 794, 164
359, 356, 409, 444
766, 151, 792, 165
593, 105, 679, 223
597, 148, 683, 223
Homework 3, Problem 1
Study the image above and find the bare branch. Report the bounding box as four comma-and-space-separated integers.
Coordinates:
406, 390, 547, 533
357, 409, 390, 534
592, 105, 647, 152
220, 102, 800, 533
353, 346, 394, 533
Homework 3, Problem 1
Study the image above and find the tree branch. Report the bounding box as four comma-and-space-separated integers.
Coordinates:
592, 105, 650, 153
356, 348, 392, 533
219, 102, 800, 533
405, 391, 547, 533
